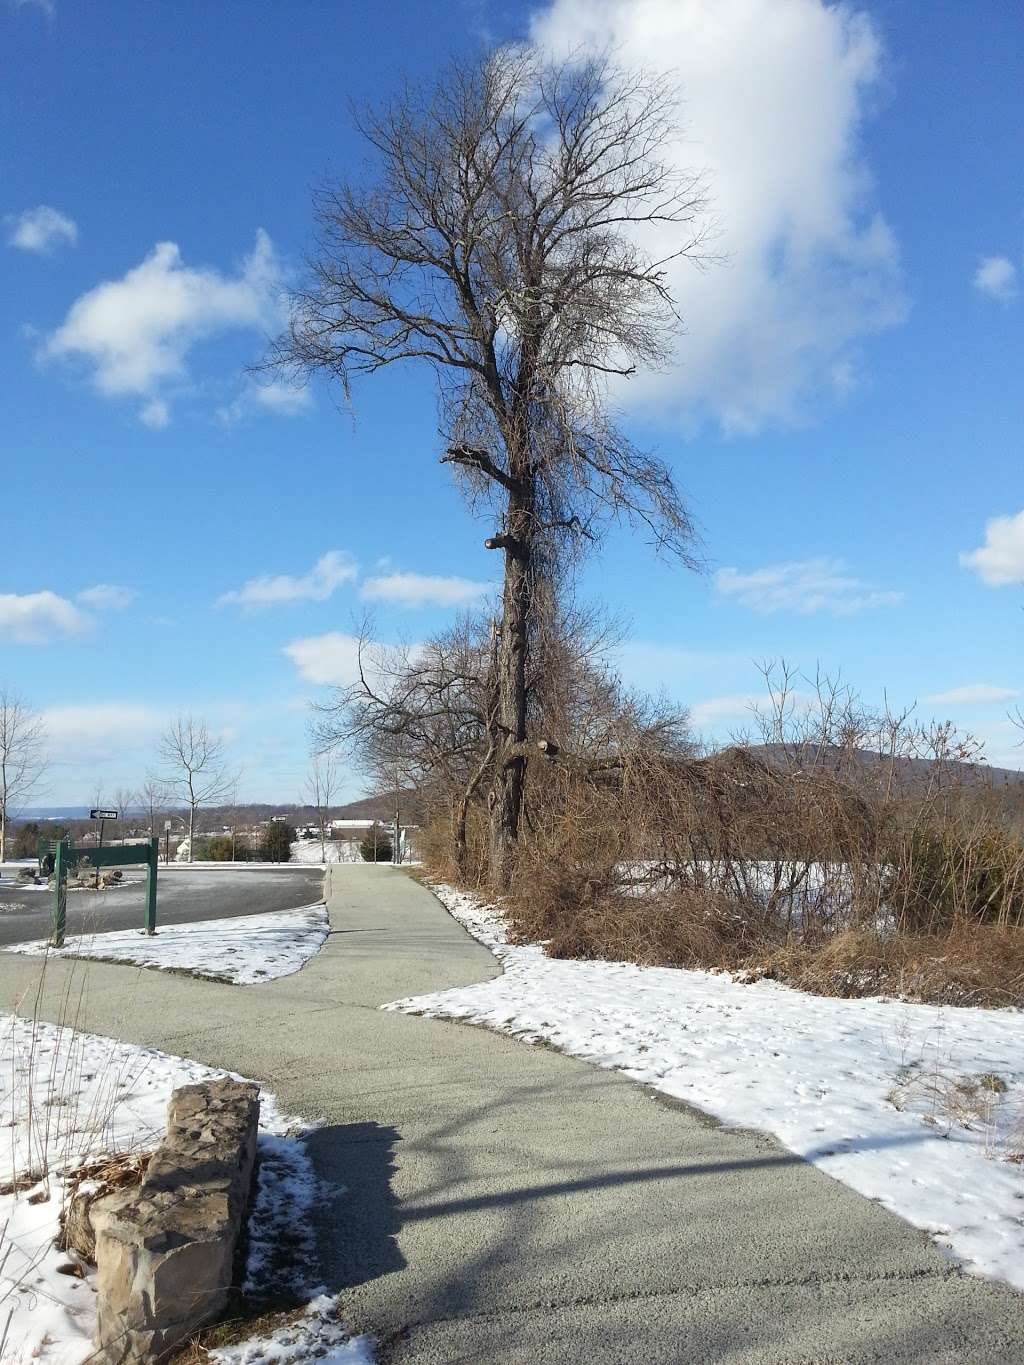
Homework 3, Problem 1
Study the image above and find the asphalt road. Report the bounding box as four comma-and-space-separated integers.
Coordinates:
0, 865, 1021, 1362
0, 866, 324, 946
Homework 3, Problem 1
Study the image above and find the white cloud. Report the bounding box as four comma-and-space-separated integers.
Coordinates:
253, 380, 312, 414
925, 684, 1021, 707
689, 694, 762, 727
714, 557, 903, 615
139, 397, 170, 429
0, 590, 92, 644
531, 0, 906, 433
973, 255, 1018, 304
283, 632, 363, 686
360, 572, 491, 609
77, 583, 137, 611
216, 378, 313, 426
44, 230, 284, 421
7, 205, 77, 253
960, 509, 1024, 587
217, 551, 358, 608
40, 703, 166, 763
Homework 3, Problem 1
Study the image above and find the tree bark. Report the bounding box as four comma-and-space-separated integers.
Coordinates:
488, 483, 534, 888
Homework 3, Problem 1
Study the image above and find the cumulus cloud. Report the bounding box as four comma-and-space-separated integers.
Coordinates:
531, 0, 906, 433
973, 255, 1018, 304
960, 510, 1024, 587
77, 584, 137, 611
44, 230, 284, 421
217, 551, 358, 608
715, 557, 902, 615
361, 572, 491, 609
925, 684, 1020, 707
0, 590, 92, 643
282, 632, 363, 686
7, 205, 77, 253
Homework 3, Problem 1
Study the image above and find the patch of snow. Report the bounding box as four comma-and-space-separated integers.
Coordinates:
209, 1295, 374, 1364
5, 904, 330, 985
0, 1014, 370, 1364
0, 1016, 284, 1362
386, 884, 1024, 1294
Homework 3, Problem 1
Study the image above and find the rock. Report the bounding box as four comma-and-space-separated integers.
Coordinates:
17, 867, 38, 883
91, 1078, 260, 1364
63, 1186, 101, 1261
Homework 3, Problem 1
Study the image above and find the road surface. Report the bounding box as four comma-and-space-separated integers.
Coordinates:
0, 866, 324, 947
0, 863, 1020, 1362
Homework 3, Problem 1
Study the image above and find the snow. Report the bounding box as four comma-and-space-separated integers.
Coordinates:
4, 903, 330, 985
386, 884, 1024, 1294
0, 1013, 371, 1363
291, 837, 363, 865
209, 1296, 374, 1364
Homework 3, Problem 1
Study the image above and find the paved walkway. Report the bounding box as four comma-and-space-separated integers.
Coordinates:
0, 864, 1022, 1363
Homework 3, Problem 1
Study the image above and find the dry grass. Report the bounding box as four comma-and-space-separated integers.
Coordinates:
751, 925, 1024, 1007
500, 842, 1024, 1006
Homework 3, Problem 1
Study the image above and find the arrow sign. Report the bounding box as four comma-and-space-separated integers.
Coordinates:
90, 808, 118, 821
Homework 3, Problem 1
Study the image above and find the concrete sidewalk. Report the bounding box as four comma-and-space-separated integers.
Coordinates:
0, 864, 1021, 1363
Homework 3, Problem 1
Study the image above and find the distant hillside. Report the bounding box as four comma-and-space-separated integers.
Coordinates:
744, 744, 1024, 795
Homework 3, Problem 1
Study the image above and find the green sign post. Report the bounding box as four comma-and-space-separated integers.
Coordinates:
43, 837, 159, 948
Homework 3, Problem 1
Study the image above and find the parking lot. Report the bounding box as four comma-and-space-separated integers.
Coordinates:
0, 865, 325, 947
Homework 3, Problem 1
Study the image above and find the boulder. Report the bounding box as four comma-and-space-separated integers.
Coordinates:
91, 1077, 260, 1364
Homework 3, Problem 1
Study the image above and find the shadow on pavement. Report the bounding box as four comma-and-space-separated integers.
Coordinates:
306, 1121, 407, 1290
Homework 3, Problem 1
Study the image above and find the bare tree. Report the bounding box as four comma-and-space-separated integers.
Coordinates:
157, 717, 238, 863
274, 47, 710, 886
303, 752, 341, 864
0, 690, 47, 863
137, 776, 167, 836
112, 786, 136, 829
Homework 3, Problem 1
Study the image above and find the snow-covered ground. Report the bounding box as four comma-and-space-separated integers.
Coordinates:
386, 884, 1024, 1294
0, 1013, 371, 1364
4, 903, 330, 985
291, 837, 363, 865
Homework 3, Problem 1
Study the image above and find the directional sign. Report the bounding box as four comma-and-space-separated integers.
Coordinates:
90, 808, 118, 821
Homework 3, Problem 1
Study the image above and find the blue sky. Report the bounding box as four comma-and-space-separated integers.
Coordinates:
2, 0, 1022, 804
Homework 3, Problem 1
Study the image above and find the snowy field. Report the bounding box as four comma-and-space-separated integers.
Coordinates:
386, 884, 1024, 1294
4, 903, 330, 984
0, 1013, 371, 1363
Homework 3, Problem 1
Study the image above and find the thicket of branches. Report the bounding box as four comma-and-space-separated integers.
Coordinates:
326, 617, 1024, 1005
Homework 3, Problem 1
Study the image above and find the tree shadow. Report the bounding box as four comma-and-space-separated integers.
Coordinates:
304, 1121, 406, 1291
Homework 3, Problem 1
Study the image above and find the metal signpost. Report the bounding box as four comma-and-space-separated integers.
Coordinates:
90, 807, 118, 888
43, 836, 160, 948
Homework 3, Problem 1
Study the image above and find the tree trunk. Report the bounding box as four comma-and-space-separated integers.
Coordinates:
188, 803, 195, 863
488, 489, 533, 889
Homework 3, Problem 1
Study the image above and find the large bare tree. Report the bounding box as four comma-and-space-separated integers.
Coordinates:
157, 716, 238, 863
0, 689, 47, 863
276, 47, 708, 885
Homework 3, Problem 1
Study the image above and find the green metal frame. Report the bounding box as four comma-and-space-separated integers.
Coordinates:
44, 837, 159, 948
